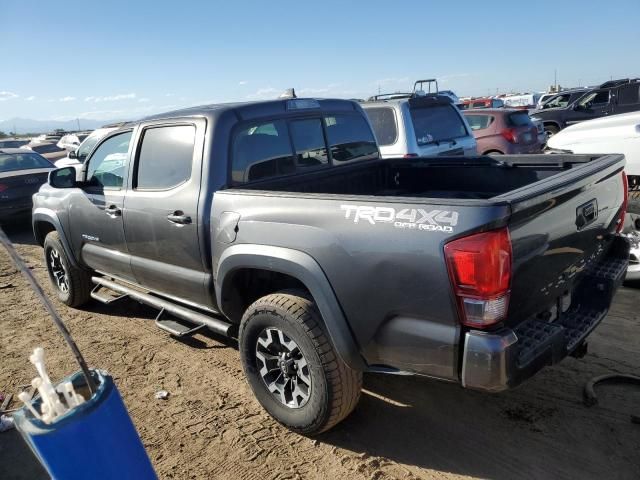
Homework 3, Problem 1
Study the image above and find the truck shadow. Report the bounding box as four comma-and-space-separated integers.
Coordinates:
319, 370, 639, 480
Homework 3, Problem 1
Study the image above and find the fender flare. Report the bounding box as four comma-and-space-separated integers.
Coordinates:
32, 208, 80, 268
216, 244, 365, 371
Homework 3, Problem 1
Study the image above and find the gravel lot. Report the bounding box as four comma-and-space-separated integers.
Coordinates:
1, 222, 639, 480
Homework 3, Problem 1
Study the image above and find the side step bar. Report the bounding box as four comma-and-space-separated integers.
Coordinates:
91, 276, 233, 337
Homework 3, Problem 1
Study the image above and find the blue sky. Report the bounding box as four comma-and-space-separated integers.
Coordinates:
1, 0, 638, 122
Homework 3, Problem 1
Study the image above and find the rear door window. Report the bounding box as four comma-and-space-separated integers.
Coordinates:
465, 115, 493, 131
289, 118, 328, 170
324, 114, 379, 164
409, 105, 468, 145
231, 120, 294, 183
364, 107, 398, 146
135, 125, 196, 190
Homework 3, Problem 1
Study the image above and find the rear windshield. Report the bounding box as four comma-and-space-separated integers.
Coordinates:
508, 112, 533, 127
409, 105, 468, 145
231, 113, 378, 184
364, 107, 398, 146
0, 153, 52, 172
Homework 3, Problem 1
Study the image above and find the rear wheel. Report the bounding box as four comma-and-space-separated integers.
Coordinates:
44, 232, 92, 307
239, 290, 362, 435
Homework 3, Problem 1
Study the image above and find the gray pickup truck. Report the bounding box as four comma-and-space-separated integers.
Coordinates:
33, 97, 630, 435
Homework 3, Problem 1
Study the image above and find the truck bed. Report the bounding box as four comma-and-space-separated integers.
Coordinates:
216, 153, 627, 383
236, 154, 610, 202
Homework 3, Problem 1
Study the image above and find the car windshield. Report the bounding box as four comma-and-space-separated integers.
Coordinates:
409, 104, 468, 145
0, 153, 52, 172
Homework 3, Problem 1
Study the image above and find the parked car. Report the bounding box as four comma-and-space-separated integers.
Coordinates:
546, 111, 640, 177
54, 126, 121, 168
21, 142, 67, 162
0, 148, 54, 222
537, 88, 587, 112
463, 109, 542, 155
34, 97, 629, 434
0, 139, 30, 149
459, 98, 504, 110
362, 94, 477, 158
57, 133, 89, 152
531, 79, 640, 136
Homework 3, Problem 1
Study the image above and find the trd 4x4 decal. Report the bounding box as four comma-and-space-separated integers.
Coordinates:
340, 205, 459, 233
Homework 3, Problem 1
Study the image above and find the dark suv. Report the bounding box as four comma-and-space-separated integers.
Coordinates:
530, 79, 640, 136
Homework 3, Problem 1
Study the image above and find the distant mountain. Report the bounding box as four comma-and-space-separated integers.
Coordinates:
0, 117, 121, 135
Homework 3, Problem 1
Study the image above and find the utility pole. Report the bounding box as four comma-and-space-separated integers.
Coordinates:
76, 118, 81, 131
554, 69, 557, 90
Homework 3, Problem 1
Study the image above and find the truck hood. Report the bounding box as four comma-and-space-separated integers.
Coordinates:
547, 112, 640, 176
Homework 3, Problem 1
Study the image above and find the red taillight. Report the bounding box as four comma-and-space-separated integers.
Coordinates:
617, 171, 629, 233
501, 128, 518, 143
0, 184, 7, 193
403, 153, 419, 158
444, 227, 512, 328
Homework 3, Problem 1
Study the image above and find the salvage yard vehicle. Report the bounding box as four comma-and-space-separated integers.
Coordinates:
0, 148, 54, 223
362, 93, 477, 158
531, 79, 640, 136
463, 109, 542, 155
32, 97, 630, 435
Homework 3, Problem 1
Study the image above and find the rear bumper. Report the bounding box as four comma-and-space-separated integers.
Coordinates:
461, 236, 630, 392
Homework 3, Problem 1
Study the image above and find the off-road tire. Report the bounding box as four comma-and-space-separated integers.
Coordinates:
239, 290, 362, 435
43, 231, 92, 307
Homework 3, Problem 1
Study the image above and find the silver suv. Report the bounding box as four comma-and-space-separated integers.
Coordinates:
362, 94, 477, 158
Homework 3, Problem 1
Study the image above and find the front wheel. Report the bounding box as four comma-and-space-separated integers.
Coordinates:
239, 290, 362, 435
44, 231, 92, 307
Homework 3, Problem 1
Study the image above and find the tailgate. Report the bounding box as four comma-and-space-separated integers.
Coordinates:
503, 155, 626, 327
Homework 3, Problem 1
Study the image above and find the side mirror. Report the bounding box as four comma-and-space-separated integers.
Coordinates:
572, 103, 582, 111
68, 149, 78, 159
49, 167, 78, 189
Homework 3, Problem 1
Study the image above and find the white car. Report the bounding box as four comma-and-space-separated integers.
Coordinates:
54, 126, 119, 168
546, 111, 640, 176
57, 133, 89, 152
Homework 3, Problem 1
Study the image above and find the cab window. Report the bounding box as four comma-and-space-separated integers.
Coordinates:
231, 120, 294, 183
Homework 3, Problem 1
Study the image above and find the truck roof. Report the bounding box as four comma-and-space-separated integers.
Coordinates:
140, 98, 363, 124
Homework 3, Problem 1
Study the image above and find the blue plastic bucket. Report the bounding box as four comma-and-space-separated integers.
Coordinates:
13, 369, 156, 480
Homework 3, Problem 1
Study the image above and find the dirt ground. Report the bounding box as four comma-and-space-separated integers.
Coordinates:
1, 222, 639, 480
